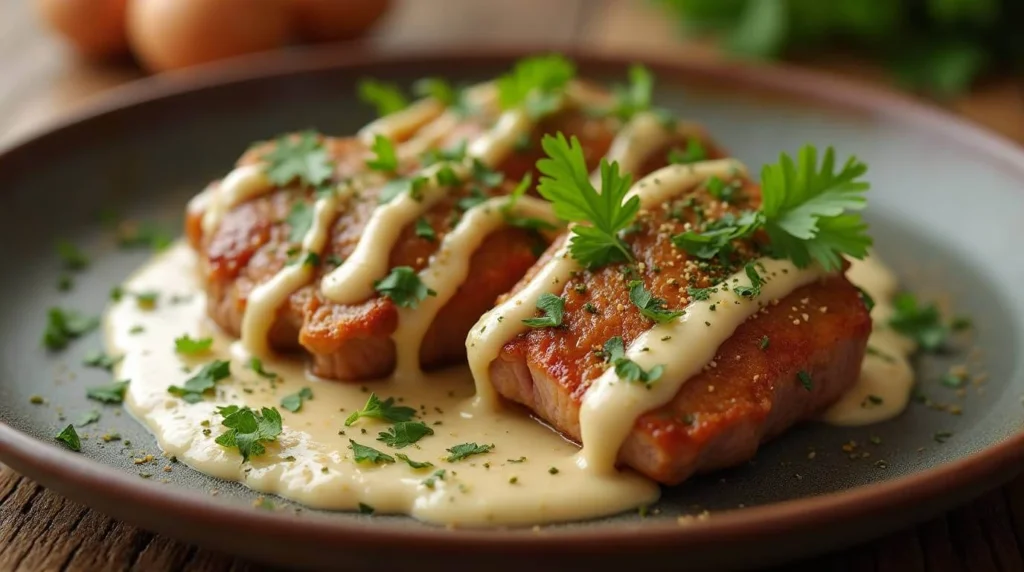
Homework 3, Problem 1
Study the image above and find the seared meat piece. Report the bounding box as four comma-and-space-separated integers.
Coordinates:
186, 104, 727, 380
487, 178, 872, 484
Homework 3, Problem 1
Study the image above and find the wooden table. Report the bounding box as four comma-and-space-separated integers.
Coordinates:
2, 1, 1024, 570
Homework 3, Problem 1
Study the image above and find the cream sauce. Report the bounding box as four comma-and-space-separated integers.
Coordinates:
600, 112, 707, 184
357, 99, 446, 145
391, 196, 561, 380
820, 253, 915, 425
114, 244, 657, 526
199, 164, 272, 236
240, 193, 341, 356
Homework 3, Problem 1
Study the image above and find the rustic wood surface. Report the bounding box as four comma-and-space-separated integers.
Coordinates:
1, 0, 1023, 570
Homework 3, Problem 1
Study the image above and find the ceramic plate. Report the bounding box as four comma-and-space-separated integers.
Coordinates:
1, 47, 1023, 571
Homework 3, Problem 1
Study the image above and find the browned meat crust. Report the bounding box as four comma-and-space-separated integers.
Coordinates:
488, 178, 872, 484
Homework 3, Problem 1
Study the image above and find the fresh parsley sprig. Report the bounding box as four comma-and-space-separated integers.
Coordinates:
608, 64, 654, 121
522, 293, 565, 328
345, 393, 416, 426
536, 133, 639, 269
497, 54, 576, 118
366, 134, 398, 172
264, 131, 333, 189
377, 421, 434, 449
167, 360, 231, 403
358, 79, 408, 117
673, 145, 871, 271
628, 281, 684, 323
374, 267, 436, 309
602, 336, 663, 385
215, 406, 283, 463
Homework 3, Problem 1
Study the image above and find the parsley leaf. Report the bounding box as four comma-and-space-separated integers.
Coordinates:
264, 132, 332, 189
628, 281, 683, 323
286, 201, 315, 244
414, 217, 436, 242
501, 173, 557, 231
86, 380, 129, 404
77, 410, 101, 427
445, 442, 494, 462
797, 370, 813, 391
167, 360, 231, 403
521, 293, 565, 328
732, 263, 764, 298
83, 350, 121, 370
888, 293, 948, 352
43, 308, 99, 350
602, 336, 662, 385
377, 421, 434, 449
687, 286, 716, 301
374, 266, 436, 309
345, 393, 416, 426
366, 134, 398, 172
421, 140, 467, 167
609, 64, 654, 121
280, 387, 313, 413
358, 79, 408, 116
537, 133, 638, 268
55, 424, 81, 452
672, 146, 870, 271
413, 77, 456, 106
115, 220, 173, 252
668, 138, 707, 164
215, 406, 283, 463
56, 240, 89, 270
174, 335, 212, 355
497, 54, 576, 118
760, 146, 871, 270
423, 468, 446, 488
349, 439, 395, 464
248, 357, 278, 379
396, 453, 434, 469
378, 175, 428, 204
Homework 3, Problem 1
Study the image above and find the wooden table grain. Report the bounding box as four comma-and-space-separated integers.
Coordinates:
2, 1, 1023, 570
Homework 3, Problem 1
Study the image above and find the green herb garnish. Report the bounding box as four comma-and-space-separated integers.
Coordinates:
55, 424, 81, 452
413, 77, 456, 106
167, 360, 231, 403
264, 131, 332, 189
602, 336, 663, 385
521, 293, 565, 328
86, 380, 130, 404
43, 308, 99, 350
536, 133, 638, 268
446, 442, 494, 462
374, 266, 436, 309
797, 370, 813, 391
345, 393, 416, 426
83, 350, 121, 370
888, 293, 948, 352
378, 175, 428, 204
174, 335, 213, 355
286, 201, 315, 244
629, 281, 683, 323
497, 54, 576, 118
668, 137, 707, 164
366, 134, 398, 172
732, 263, 764, 298
215, 406, 283, 463
280, 387, 313, 413
358, 79, 408, 116
349, 440, 395, 464
608, 64, 653, 121
56, 240, 89, 270
396, 453, 434, 469
248, 357, 278, 379
377, 421, 434, 449
414, 217, 436, 242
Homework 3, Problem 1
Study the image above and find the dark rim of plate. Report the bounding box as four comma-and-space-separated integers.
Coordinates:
1, 44, 1023, 551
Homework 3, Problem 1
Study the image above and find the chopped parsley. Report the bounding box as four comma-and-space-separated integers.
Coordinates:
414, 217, 436, 242
797, 370, 813, 391
366, 134, 398, 172
732, 263, 764, 298
167, 360, 231, 403
115, 221, 173, 251
280, 387, 313, 413
358, 79, 408, 116
174, 335, 213, 355
83, 350, 121, 370
687, 286, 715, 301
215, 406, 283, 463
705, 176, 737, 203
43, 308, 99, 350
396, 453, 434, 469
673, 146, 871, 271
446, 442, 493, 462
77, 410, 101, 427
602, 336, 664, 385
373, 266, 436, 309
264, 131, 332, 189
536, 133, 638, 268
345, 393, 416, 426
759, 335, 770, 350
888, 293, 948, 352
86, 380, 129, 404
413, 77, 456, 106
286, 201, 315, 244
857, 287, 876, 312
349, 440, 395, 464
667, 137, 707, 164
496, 54, 576, 118
521, 293, 565, 328
377, 421, 434, 449
628, 280, 683, 323
608, 64, 653, 121
423, 468, 446, 488
378, 175, 428, 204
55, 424, 81, 452
56, 240, 89, 270
934, 431, 953, 444
435, 164, 461, 187
248, 357, 278, 379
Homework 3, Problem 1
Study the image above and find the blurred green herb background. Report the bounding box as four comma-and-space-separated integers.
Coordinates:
656, 0, 1024, 97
